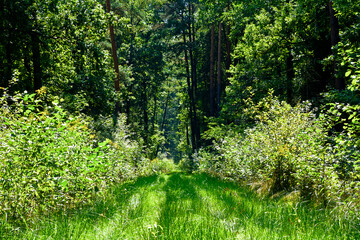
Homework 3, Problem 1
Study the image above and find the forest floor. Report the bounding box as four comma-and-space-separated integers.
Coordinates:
9, 173, 359, 239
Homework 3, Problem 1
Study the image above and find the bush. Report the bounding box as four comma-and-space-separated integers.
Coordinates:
198, 93, 339, 203
0, 91, 141, 223
149, 153, 178, 174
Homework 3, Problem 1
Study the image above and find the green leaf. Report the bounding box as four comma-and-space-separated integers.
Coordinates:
345, 70, 352, 77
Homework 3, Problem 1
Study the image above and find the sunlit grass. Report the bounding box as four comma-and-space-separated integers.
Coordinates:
3, 173, 359, 239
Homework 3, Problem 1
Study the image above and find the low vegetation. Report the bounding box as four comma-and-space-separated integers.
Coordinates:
197, 91, 360, 208
0, 91, 175, 232
4, 173, 359, 239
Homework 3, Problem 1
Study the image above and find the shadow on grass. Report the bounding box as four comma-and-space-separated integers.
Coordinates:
188, 173, 360, 240
3, 174, 160, 240
5, 173, 360, 240
158, 173, 200, 223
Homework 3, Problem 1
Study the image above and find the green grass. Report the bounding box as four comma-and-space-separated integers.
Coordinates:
2, 173, 359, 239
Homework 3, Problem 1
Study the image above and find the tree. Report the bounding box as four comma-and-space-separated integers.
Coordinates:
217, 21, 222, 116
328, 0, 344, 90
209, 24, 215, 116
106, 0, 121, 93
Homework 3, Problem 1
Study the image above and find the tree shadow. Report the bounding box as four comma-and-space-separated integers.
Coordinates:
10, 175, 161, 240
157, 173, 201, 234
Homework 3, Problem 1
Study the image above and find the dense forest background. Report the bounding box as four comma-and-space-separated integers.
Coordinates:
1, 0, 360, 229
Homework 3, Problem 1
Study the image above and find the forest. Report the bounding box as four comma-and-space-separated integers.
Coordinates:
1, 0, 360, 238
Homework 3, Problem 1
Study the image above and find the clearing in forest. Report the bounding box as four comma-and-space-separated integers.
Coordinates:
12, 173, 358, 239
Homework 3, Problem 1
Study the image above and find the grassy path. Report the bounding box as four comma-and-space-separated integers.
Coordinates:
10, 173, 359, 239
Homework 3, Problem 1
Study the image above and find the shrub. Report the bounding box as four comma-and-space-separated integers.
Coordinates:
149, 153, 178, 174
198, 93, 338, 203
0, 91, 141, 223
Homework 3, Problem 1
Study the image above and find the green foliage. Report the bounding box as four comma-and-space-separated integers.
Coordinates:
0, 91, 142, 224
1, 0, 117, 115
337, 43, 360, 92
148, 153, 178, 174
199, 92, 339, 202
322, 99, 360, 201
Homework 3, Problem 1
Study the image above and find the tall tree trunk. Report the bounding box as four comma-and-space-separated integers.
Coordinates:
125, 3, 135, 122
183, 33, 197, 150
190, 3, 197, 96
210, 24, 215, 116
142, 81, 149, 144
160, 92, 170, 132
225, 24, 231, 73
186, 123, 190, 146
224, 2, 231, 83
286, 47, 294, 103
188, 3, 200, 147
106, 0, 121, 119
106, 0, 120, 93
31, 31, 42, 91
24, 50, 32, 92
217, 22, 222, 117
329, 0, 344, 90
156, 91, 170, 157
3, 42, 13, 88
152, 95, 157, 133
306, 6, 332, 99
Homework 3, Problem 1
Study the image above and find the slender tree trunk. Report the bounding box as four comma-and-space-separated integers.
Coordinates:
106, 0, 120, 93
188, 3, 200, 147
286, 47, 294, 103
152, 95, 157, 132
307, 6, 332, 99
217, 22, 222, 117
125, 4, 135, 122
3, 42, 13, 88
210, 24, 215, 116
224, 2, 231, 82
24, 50, 32, 92
183, 33, 197, 150
129, 4, 134, 66
156, 91, 170, 157
160, 92, 170, 132
329, 0, 344, 90
186, 123, 190, 146
31, 31, 42, 91
224, 24, 231, 81
190, 3, 197, 96
142, 81, 149, 144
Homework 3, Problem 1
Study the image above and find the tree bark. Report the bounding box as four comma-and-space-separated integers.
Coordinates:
224, 2, 231, 82
152, 95, 157, 133
142, 80, 149, 144
183, 32, 197, 150
217, 22, 222, 117
188, 3, 200, 147
329, 0, 344, 90
210, 24, 215, 116
31, 31, 42, 91
24, 49, 32, 92
106, 0, 120, 93
155, 91, 170, 157
3, 42, 13, 88
225, 23, 231, 73
286, 47, 294, 103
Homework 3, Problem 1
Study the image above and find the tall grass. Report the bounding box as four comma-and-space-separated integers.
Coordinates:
4, 173, 359, 239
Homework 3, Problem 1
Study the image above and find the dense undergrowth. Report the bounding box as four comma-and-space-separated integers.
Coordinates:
0, 90, 173, 232
196, 90, 360, 208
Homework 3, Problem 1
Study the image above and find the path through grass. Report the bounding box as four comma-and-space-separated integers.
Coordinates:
6, 173, 360, 239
